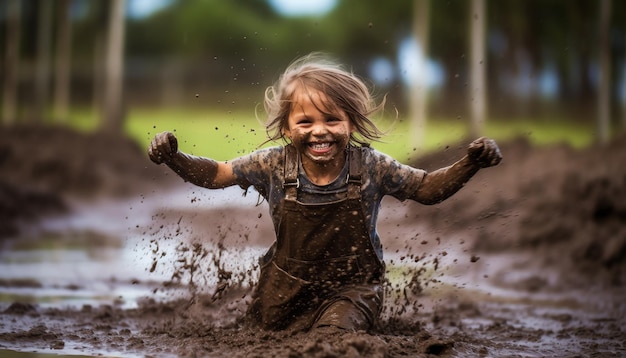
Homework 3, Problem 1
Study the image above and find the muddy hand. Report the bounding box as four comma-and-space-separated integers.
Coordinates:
148, 131, 178, 165
467, 137, 502, 168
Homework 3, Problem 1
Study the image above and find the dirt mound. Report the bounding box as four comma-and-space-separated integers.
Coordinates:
411, 133, 626, 286
0, 124, 176, 238
0, 124, 175, 197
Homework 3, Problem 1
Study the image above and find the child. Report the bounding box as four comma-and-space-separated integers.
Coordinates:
148, 54, 502, 332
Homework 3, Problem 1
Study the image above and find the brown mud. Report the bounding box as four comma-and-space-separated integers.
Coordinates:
1, 124, 625, 357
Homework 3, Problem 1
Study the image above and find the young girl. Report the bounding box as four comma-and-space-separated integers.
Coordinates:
148, 54, 502, 332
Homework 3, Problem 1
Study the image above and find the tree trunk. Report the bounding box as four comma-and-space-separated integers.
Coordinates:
34, 0, 53, 122
53, 0, 73, 122
2, 0, 21, 125
597, 0, 611, 143
92, 2, 107, 121
410, 0, 430, 150
469, 0, 486, 138
101, 0, 126, 133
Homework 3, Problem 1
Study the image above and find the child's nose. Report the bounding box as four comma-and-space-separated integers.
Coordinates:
311, 123, 328, 135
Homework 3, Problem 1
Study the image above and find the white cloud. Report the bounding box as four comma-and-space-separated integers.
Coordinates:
269, 0, 337, 17
127, 0, 173, 19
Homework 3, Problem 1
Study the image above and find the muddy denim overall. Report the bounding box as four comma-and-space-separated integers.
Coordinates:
248, 144, 385, 331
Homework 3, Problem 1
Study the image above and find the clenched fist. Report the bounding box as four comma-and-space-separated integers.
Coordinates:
467, 137, 502, 168
148, 131, 178, 164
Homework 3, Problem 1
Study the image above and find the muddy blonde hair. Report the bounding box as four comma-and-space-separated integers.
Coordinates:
263, 53, 386, 146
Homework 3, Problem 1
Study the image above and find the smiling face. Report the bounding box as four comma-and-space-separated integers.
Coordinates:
283, 85, 354, 170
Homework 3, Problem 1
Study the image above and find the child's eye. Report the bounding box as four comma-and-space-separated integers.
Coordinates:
326, 117, 340, 122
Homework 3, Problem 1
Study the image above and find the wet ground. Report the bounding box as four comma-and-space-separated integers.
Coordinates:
1, 125, 625, 357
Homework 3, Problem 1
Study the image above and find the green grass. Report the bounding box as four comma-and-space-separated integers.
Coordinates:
66, 108, 595, 163
127, 108, 270, 160
485, 117, 594, 149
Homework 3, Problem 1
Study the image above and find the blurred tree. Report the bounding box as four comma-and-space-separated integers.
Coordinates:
6, 0, 621, 129
486, 0, 626, 124
597, 0, 611, 143
124, 2, 410, 84
430, 0, 467, 113
322, 0, 412, 61
469, 0, 486, 138
92, 1, 108, 118
410, 0, 429, 149
53, 0, 73, 122
2, 0, 21, 125
33, 0, 53, 122
101, 0, 126, 133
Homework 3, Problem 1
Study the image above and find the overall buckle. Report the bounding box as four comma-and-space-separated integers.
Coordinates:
282, 178, 300, 189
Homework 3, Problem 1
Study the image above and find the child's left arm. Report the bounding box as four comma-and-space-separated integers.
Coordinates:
412, 137, 502, 205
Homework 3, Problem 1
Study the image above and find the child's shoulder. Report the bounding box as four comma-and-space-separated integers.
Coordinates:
358, 144, 394, 163
254, 145, 285, 156
252, 145, 285, 164
232, 145, 285, 180
358, 145, 413, 178
233, 145, 284, 167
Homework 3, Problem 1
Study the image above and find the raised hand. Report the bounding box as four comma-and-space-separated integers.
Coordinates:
467, 137, 502, 168
148, 131, 178, 164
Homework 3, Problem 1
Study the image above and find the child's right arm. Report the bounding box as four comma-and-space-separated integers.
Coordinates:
148, 131, 237, 189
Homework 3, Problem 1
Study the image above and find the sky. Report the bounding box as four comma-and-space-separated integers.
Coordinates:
126, 0, 338, 19
268, 0, 337, 16
127, 0, 173, 19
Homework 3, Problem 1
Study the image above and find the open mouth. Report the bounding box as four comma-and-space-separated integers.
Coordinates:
308, 141, 334, 155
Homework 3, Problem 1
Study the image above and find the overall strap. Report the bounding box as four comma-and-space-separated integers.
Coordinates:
283, 144, 299, 201
283, 144, 364, 201
347, 146, 363, 200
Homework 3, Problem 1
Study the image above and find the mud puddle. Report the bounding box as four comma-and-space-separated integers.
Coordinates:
1, 187, 625, 357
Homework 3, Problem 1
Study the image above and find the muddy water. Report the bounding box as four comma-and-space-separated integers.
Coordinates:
1, 187, 625, 357
1, 187, 262, 307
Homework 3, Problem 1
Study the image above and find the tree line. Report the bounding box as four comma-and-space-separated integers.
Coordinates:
1, 0, 625, 142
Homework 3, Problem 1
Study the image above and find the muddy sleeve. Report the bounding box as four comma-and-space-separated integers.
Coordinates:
231, 147, 281, 198
409, 156, 480, 205
406, 138, 499, 204
366, 149, 426, 201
